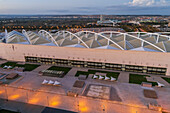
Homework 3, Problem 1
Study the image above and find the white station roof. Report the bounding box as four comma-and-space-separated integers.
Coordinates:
0, 30, 170, 53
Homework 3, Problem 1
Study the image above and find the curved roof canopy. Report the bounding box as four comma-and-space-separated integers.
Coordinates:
0, 30, 170, 53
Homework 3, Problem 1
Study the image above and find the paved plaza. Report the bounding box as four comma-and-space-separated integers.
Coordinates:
0, 62, 170, 113
117, 72, 129, 83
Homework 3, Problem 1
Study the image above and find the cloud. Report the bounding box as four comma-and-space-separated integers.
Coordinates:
106, 5, 170, 14
0, 0, 170, 15
129, 0, 169, 6
158, 0, 167, 5
129, 0, 155, 6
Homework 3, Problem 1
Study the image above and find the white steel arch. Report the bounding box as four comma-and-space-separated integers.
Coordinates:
22, 29, 31, 44
3, 29, 169, 52
127, 34, 166, 52
100, 31, 166, 52
60, 30, 90, 48
38, 30, 89, 48
127, 32, 170, 39
38, 30, 59, 46
75, 31, 124, 50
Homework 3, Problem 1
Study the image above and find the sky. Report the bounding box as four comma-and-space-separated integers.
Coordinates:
0, 0, 170, 15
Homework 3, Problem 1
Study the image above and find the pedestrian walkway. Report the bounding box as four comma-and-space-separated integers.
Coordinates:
65, 68, 88, 77
117, 72, 129, 83
32, 65, 51, 72
0, 60, 7, 65
151, 76, 170, 87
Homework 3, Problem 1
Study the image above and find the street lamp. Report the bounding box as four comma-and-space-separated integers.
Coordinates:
4, 85, 8, 101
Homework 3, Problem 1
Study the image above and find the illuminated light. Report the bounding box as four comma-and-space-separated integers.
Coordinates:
79, 101, 89, 112
9, 94, 20, 100
50, 101, 60, 107
49, 96, 61, 107
129, 107, 140, 113
28, 98, 39, 104
0, 90, 4, 94
79, 107, 88, 112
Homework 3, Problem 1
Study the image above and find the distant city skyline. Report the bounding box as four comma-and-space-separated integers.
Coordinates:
0, 0, 170, 15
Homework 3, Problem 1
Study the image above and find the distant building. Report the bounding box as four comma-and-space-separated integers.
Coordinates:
153, 25, 160, 28
97, 15, 120, 26
100, 15, 105, 22
128, 21, 140, 25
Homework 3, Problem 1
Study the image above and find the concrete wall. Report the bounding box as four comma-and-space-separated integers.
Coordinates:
0, 43, 170, 76
0, 43, 7, 59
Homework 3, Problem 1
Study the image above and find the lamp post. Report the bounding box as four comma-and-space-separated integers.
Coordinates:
102, 105, 105, 113
26, 91, 29, 103
47, 96, 49, 106
4, 85, 8, 101
76, 98, 79, 112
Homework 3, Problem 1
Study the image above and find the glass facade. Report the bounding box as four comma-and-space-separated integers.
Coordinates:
25, 56, 167, 75
125, 65, 143, 73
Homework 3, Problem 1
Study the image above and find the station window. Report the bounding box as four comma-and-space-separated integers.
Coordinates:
24, 56, 167, 75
